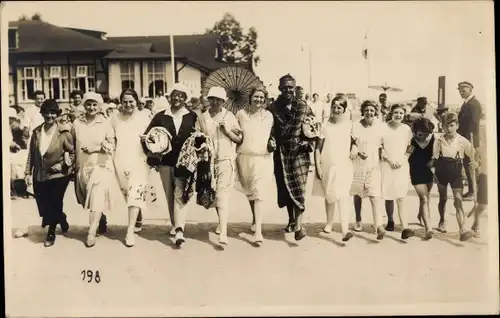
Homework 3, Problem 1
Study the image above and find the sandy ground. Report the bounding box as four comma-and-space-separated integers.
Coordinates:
4, 171, 498, 316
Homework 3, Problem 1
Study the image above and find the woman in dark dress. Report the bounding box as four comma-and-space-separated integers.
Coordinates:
408, 117, 435, 239
24, 99, 75, 247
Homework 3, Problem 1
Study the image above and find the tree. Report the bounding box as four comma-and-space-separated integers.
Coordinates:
31, 13, 42, 20
18, 14, 28, 21
205, 13, 260, 65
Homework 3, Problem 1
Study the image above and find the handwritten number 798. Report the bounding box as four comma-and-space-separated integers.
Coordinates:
81, 270, 101, 283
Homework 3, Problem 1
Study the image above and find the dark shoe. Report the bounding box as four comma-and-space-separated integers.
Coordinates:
284, 222, 296, 233
97, 214, 108, 235
460, 231, 474, 242
175, 229, 185, 247
401, 228, 415, 240
44, 231, 56, 247
294, 228, 306, 241
134, 221, 143, 233
342, 232, 354, 242
385, 221, 395, 232
463, 192, 474, 201
60, 220, 69, 234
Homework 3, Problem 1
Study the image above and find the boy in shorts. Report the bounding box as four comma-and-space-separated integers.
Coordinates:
429, 113, 475, 241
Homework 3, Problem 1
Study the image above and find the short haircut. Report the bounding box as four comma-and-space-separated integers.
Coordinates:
442, 112, 458, 125
360, 100, 378, 114
32, 90, 45, 98
412, 117, 435, 133
120, 88, 140, 105
70, 90, 84, 99
379, 93, 387, 98
279, 74, 296, 86
248, 87, 268, 103
390, 103, 406, 113
330, 96, 348, 111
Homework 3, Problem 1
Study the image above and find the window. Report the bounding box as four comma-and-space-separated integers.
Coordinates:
120, 61, 135, 90
44, 66, 69, 100
8, 29, 18, 50
17, 67, 43, 102
146, 61, 166, 96
70, 65, 95, 92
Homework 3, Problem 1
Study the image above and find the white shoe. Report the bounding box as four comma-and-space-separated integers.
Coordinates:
175, 231, 185, 247
215, 225, 221, 235
169, 228, 176, 236
125, 232, 135, 247
219, 233, 228, 245
323, 224, 333, 233
250, 223, 256, 233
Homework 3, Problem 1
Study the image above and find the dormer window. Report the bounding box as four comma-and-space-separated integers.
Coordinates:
8, 28, 19, 50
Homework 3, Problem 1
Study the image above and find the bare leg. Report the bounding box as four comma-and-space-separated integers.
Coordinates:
437, 184, 448, 232
451, 188, 466, 232
396, 197, 408, 229
414, 184, 432, 233
126, 206, 140, 246
369, 196, 384, 239
471, 203, 486, 237
87, 210, 102, 247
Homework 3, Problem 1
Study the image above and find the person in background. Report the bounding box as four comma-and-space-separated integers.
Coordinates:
408, 118, 436, 240
295, 86, 305, 101
304, 93, 311, 105
268, 74, 316, 241
187, 97, 200, 111
144, 97, 155, 113
196, 86, 243, 245
350, 100, 385, 240
141, 83, 197, 246
435, 107, 449, 132
154, 88, 169, 112
67, 90, 86, 122
335, 93, 353, 121
456, 81, 482, 201
72, 92, 115, 247
24, 90, 46, 136
137, 97, 154, 121
105, 102, 119, 119
378, 93, 391, 122
380, 104, 415, 240
322, 93, 333, 123
235, 87, 274, 244
24, 99, 75, 247
406, 96, 439, 128
9, 108, 30, 198
429, 113, 475, 241
468, 118, 487, 238
313, 96, 355, 242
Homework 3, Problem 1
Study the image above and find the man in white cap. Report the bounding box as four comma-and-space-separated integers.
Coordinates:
457, 81, 483, 200
196, 86, 243, 245
141, 82, 198, 246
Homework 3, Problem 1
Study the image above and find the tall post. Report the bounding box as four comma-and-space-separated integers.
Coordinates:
309, 45, 313, 96
438, 76, 446, 110
170, 35, 175, 85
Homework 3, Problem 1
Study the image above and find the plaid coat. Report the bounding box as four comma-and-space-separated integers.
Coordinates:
269, 96, 315, 212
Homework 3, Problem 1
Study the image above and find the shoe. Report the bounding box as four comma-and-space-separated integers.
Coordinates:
385, 221, 395, 232
44, 231, 56, 247
254, 233, 264, 244
323, 224, 333, 233
60, 219, 69, 234
424, 230, 434, 240
169, 227, 176, 236
437, 222, 447, 233
294, 228, 306, 241
460, 230, 474, 242
342, 231, 354, 242
175, 230, 185, 247
353, 222, 363, 232
125, 232, 135, 247
376, 226, 385, 240
284, 222, 296, 233
134, 221, 143, 233
86, 234, 96, 248
215, 225, 221, 235
219, 233, 228, 245
401, 228, 415, 240
250, 223, 256, 233
97, 215, 107, 235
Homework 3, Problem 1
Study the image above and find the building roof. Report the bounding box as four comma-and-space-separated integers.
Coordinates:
107, 34, 252, 72
8, 20, 115, 53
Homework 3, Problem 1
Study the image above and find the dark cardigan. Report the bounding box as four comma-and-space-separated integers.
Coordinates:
142, 109, 198, 167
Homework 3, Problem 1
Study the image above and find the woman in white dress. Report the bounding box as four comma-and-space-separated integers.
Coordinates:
349, 100, 385, 240
380, 104, 415, 240
313, 96, 355, 242
235, 88, 274, 244
112, 89, 152, 247
72, 92, 115, 247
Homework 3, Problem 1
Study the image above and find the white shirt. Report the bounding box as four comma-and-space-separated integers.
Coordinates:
24, 104, 44, 133
39, 124, 57, 155
164, 106, 190, 134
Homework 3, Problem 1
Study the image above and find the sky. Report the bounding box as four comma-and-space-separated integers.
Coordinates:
2, 1, 495, 105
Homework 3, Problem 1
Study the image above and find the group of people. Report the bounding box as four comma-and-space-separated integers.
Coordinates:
10, 73, 487, 249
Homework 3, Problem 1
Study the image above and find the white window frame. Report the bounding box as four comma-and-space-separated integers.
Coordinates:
71, 65, 95, 93
44, 66, 69, 101
17, 66, 43, 102
120, 61, 135, 90
146, 61, 167, 96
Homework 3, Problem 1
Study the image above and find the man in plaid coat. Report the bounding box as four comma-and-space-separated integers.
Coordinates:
268, 74, 316, 241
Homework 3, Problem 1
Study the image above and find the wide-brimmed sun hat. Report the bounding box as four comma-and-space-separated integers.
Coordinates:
82, 92, 104, 105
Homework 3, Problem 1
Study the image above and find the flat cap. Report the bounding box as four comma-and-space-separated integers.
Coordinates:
458, 81, 474, 89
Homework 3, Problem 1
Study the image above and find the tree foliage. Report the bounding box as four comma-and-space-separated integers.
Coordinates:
18, 13, 42, 21
205, 13, 259, 65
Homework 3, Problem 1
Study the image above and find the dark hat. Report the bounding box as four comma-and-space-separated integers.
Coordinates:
458, 81, 474, 89
417, 96, 427, 101
379, 93, 387, 98
40, 99, 62, 115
